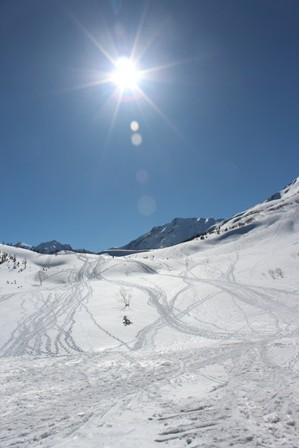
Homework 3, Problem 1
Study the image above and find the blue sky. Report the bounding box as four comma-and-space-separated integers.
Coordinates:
1, 0, 299, 250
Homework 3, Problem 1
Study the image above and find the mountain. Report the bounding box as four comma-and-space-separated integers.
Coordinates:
9, 240, 96, 255
14, 242, 32, 250
32, 240, 73, 254
119, 217, 222, 252
197, 176, 299, 242
1, 177, 299, 448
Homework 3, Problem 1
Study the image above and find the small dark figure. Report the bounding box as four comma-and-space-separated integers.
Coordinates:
123, 315, 132, 326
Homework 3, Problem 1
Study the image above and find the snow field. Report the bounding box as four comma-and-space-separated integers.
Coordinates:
1, 179, 299, 446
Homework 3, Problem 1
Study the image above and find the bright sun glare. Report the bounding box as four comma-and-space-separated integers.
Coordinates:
110, 57, 140, 90
70, 18, 182, 137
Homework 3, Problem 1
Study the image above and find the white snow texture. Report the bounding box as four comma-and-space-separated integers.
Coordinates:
1, 177, 299, 447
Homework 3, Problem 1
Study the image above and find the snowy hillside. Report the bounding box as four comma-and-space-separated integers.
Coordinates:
1, 177, 299, 447
120, 217, 221, 250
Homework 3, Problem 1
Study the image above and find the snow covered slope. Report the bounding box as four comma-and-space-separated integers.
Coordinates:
120, 217, 221, 250
1, 178, 299, 448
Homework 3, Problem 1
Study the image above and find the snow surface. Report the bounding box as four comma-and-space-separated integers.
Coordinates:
1, 178, 299, 447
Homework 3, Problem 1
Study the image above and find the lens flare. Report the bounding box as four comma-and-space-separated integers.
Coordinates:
138, 195, 156, 216
131, 133, 143, 146
130, 120, 140, 132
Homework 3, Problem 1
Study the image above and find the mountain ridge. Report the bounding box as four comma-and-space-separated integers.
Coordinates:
118, 217, 223, 252
5, 176, 299, 255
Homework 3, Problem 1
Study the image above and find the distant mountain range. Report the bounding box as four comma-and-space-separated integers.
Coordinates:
8, 217, 222, 255
13, 240, 74, 254
7, 177, 299, 256
9, 240, 94, 255
119, 217, 222, 251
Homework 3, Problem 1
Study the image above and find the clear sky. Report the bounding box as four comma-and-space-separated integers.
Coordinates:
1, 0, 299, 251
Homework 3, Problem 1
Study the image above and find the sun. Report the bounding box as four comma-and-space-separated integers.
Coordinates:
68, 18, 182, 137
110, 57, 141, 90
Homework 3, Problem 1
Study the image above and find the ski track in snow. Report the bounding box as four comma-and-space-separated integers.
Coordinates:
1, 188, 299, 447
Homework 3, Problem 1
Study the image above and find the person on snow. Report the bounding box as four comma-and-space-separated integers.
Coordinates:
123, 315, 132, 326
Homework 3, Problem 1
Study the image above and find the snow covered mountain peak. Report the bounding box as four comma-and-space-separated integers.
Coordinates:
266, 176, 299, 203
121, 216, 222, 251
280, 176, 299, 197
32, 240, 73, 254
193, 176, 299, 247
